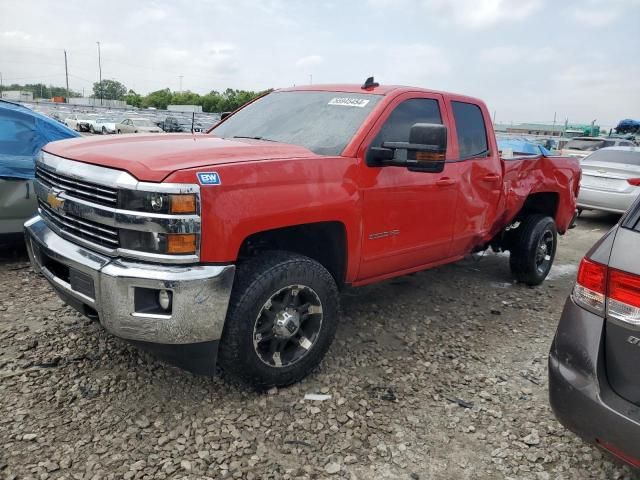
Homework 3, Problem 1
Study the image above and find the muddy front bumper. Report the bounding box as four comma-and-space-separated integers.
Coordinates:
24, 215, 235, 345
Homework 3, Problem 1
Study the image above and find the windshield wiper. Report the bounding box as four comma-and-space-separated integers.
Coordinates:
231, 135, 279, 142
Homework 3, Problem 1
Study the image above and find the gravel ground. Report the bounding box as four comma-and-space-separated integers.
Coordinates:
1, 211, 637, 480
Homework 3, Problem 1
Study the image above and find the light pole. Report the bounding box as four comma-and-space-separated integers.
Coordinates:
96, 41, 103, 105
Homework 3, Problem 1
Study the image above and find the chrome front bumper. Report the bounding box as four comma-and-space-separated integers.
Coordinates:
25, 215, 235, 344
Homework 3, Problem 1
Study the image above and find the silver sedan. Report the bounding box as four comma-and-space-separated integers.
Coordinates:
578, 147, 640, 214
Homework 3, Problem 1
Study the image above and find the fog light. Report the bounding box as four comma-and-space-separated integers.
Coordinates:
158, 290, 172, 310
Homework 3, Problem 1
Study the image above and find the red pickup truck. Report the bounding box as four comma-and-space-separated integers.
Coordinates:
25, 79, 580, 388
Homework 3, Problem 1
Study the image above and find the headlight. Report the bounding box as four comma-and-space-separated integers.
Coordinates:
118, 191, 197, 214
119, 231, 198, 255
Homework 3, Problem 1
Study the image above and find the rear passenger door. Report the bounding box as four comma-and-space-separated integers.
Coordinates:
447, 100, 502, 255
358, 93, 459, 280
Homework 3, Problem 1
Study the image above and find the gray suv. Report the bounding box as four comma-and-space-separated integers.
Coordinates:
549, 197, 640, 469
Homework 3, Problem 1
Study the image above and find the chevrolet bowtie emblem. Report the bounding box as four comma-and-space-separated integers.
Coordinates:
47, 191, 65, 210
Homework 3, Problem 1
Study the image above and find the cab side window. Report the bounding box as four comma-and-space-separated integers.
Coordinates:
451, 101, 488, 160
372, 98, 442, 147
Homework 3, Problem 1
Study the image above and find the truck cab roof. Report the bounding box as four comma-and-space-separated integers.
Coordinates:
277, 84, 484, 105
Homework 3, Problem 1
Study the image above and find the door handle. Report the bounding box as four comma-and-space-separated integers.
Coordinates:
481, 173, 501, 182
435, 177, 457, 187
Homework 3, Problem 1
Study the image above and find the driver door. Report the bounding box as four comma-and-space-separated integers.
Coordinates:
358, 94, 458, 281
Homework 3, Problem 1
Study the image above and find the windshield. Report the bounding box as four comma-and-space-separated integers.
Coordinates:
585, 149, 640, 166
564, 139, 605, 151
210, 91, 382, 155
97, 118, 110, 123
133, 119, 154, 127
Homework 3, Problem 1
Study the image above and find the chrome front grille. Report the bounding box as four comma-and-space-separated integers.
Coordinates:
35, 152, 201, 264
38, 200, 119, 249
36, 165, 118, 208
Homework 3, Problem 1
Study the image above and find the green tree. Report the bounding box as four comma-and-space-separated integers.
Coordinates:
93, 79, 128, 100
141, 88, 173, 109
124, 89, 143, 108
170, 90, 202, 106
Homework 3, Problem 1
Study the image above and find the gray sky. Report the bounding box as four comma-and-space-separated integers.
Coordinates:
1, 0, 639, 125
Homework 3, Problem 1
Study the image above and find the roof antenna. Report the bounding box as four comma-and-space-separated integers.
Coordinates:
361, 76, 379, 90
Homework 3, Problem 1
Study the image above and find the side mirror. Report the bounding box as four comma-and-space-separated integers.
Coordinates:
220, 111, 232, 120
367, 123, 447, 173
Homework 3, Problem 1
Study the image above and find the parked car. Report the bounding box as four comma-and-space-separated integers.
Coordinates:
0, 100, 79, 246
116, 118, 163, 134
48, 112, 64, 124
64, 114, 92, 132
561, 136, 636, 160
161, 116, 202, 133
497, 136, 553, 156
549, 195, 640, 470
577, 147, 640, 214
87, 117, 117, 134
25, 81, 580, 388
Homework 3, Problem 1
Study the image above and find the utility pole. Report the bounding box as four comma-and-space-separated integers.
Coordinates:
179, 75, 183, 93
96, 41, 103, 105
552, 111, 556, 136
64, 49, 70, 101
0, 71, 3, 96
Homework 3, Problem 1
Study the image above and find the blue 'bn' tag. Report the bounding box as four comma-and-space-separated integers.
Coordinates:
197, 172, 221, 185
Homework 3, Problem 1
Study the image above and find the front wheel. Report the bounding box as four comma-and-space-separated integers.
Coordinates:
509, 215, 557, 286
101, 126, 107, 135
218, 252, 339, 390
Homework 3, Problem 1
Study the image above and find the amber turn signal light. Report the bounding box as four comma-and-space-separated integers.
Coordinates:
170, 194, 197, 214
166, 233, 197, 254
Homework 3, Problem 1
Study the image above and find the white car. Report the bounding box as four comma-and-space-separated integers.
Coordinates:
64, 114, 92, 132
578, 147, 640, 214
87, 117, 117, 134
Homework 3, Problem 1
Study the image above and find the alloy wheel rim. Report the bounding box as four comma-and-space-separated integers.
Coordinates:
535, 229, 554, 274
253, 284, 323, 368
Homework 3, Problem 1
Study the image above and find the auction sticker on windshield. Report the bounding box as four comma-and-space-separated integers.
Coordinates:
328, 97, 370, 107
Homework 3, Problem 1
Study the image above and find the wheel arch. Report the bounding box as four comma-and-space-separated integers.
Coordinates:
517, 192, 560, 220
237, 221, 348, 289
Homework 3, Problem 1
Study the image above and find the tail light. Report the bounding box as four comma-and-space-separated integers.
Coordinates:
573, 257, 640, 325
627, 178, 640, 186
574, 258, 607, 313
608, 269, 640, 325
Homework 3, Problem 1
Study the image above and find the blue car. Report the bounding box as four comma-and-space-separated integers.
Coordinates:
0, 100, 79, 245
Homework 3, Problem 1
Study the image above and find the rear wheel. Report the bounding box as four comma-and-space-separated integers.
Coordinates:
102, 126, 107, 134
90, 125, 95, 134
218, 252, 339, 390
509, 215, 557, 286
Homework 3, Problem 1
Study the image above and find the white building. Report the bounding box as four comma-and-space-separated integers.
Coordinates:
68, 97, 127, 108
168, 104, 203, 113
1, 90, 34, 102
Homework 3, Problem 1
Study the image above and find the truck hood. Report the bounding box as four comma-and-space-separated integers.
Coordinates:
43, 134, 318, 182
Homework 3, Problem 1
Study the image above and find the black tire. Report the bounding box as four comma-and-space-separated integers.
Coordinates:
218, 251, 339, 390
509, 215, 557, 286
90, 125, 95, 134
117, 130, 121, 134
102, 126, 107, 135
